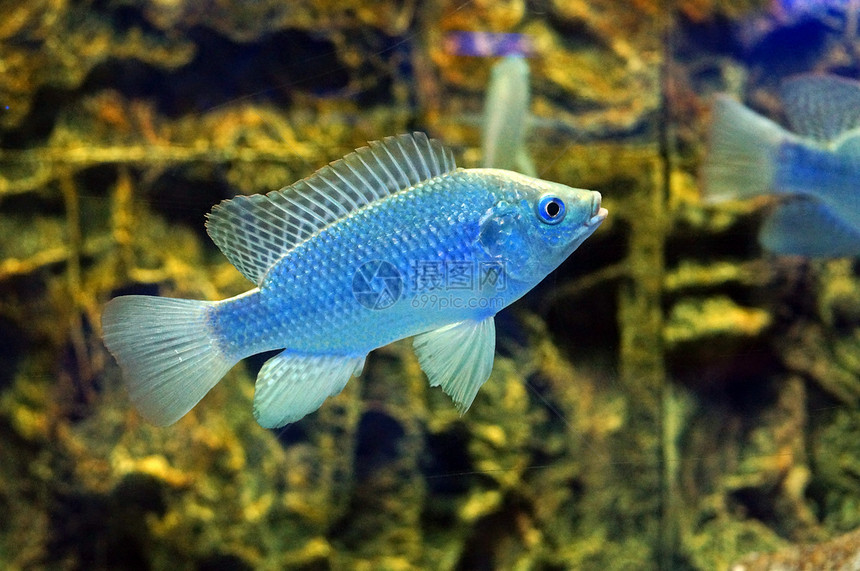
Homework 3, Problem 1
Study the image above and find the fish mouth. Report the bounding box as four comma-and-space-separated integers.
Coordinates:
585, 191, 608, 227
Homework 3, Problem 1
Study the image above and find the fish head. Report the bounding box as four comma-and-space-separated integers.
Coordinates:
477, 170, 607, 285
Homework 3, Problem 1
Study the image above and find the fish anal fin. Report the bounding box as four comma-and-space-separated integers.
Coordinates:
253, 350, 366, 428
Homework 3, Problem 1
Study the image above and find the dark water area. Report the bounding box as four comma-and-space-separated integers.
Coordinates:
1, 1, 860, 569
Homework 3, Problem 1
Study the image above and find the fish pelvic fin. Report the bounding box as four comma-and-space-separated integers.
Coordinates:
413, 317, 496, 413
701, 95, 794, 203
101, 295, 235, 426
253, 350, 365, 428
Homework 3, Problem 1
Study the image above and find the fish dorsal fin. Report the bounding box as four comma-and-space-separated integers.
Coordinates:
206, 132, 457, 284
780, 75, 860, 142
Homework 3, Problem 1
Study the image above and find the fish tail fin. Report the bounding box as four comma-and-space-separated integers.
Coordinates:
101, 295, 236, 425
702, 95, 792, 203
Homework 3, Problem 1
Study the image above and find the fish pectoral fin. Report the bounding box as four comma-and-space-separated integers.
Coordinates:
760, 198, 860, 257
413, 317, 496, 413
253, 350, 366, 428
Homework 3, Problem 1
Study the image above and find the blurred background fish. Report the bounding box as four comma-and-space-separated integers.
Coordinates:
443, 31, 535, 58
702, 74, 860, 257
442, 32, 538, 175
776, 0, 858, 20
481, 55, 537, 176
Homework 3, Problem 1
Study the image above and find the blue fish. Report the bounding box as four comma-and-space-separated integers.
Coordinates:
102, 133, 607, 428
702, 74, 860, 257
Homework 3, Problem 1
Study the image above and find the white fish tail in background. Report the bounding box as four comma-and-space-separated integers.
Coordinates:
701, 74, 860, 257
701, 95, 797, 202
102, 133, 607, 428
482, 55, 537, 176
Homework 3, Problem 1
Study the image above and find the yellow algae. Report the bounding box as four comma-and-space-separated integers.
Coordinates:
283, 492, 329, 525
242, 493, 273, 523
475, 424, 507, 448
111, 452, 192, 488
10, 405, 48, 442
460, 490, 503, 522
284, 537, 332, 566
664, 296, 772, 346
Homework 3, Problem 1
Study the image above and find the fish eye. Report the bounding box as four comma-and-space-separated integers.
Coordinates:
536, 195, 565, 225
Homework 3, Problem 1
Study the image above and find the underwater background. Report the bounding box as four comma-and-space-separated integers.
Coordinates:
1, 0, 860, 569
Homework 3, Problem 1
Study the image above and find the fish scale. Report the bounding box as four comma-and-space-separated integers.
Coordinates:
211, 174, 497, 358
102, 133, 606, 428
